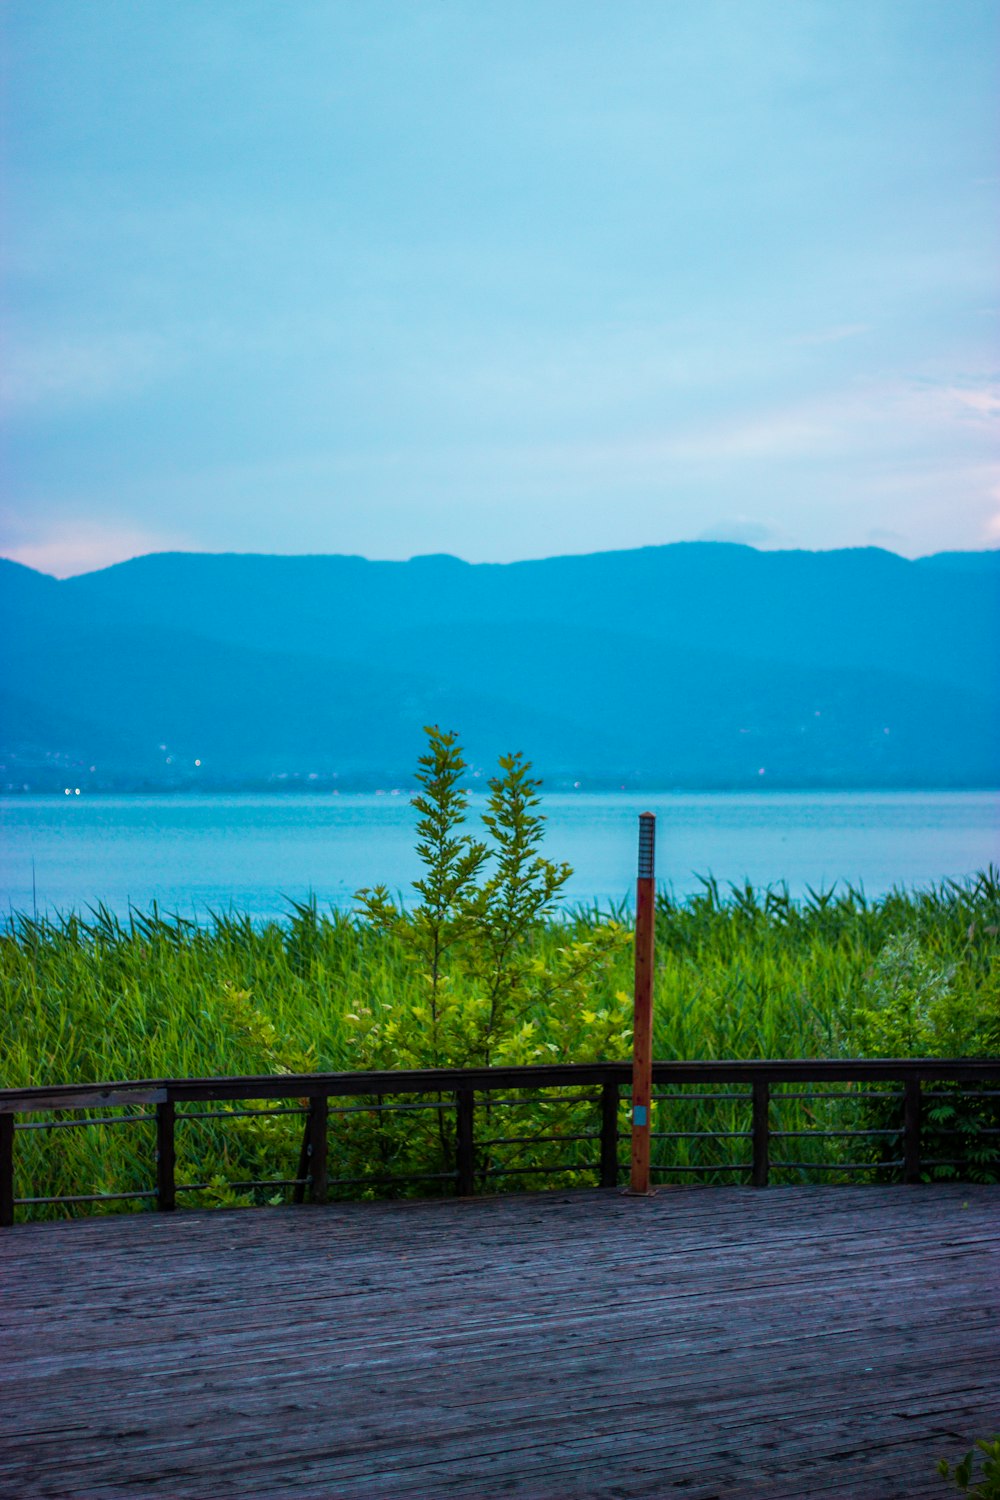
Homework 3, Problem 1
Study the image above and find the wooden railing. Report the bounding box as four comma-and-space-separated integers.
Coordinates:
2, 1058, 998, 1226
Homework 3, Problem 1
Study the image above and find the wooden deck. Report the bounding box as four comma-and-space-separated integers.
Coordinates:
1, 1185, 996, 1499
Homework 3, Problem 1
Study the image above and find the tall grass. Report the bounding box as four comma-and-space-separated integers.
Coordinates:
2, 873, 998, 1215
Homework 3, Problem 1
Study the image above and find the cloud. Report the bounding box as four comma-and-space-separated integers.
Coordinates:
0, 333, 179, 411
786, 324, 870, 347
944, 385, 1000, 421
1, 521, 196, 578
697, 518, 779, 545
866, 526, 908, 548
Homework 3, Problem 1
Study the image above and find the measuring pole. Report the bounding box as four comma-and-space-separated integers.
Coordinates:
628, 812, 656, 1195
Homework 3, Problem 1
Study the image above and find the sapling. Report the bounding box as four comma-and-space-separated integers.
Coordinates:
352, 726, 629, 1177
466, 751, 572, 1066
356, 725, 488, 1068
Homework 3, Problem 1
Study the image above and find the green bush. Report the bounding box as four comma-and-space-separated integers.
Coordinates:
938, 1435, 1000, 1497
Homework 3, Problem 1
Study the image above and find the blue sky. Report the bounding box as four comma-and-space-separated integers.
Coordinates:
2, 0, 997, 576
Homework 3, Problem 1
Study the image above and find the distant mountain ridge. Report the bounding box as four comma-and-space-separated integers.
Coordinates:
1, 543, 997, 790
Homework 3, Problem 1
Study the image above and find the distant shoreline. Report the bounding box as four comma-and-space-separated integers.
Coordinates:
3, 780, 999, 797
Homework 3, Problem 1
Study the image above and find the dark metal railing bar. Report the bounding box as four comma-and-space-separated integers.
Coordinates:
652, 1091, 752, 1102
770, 1090, 904, 1102
326, 1099, 452, 1116
651, 1129, 752, 1140
923, 1088, 1000, 1098
15, 1189, 158, 1206
15, 1114, 156, 1132
216, 1177, 307, 1191
326, 1170, 457, 1188
923, 1127, 1000, 1136
178, 1106, 308, 1122
175, 1177, 308, 1194
482, 1162, 600, 1177
473, 1092, 603, 1108
771, 1127, 902, 1139
651, 1163, 750, 1174
477, 1132, 598, 1148
771, 1159, 904, 1171
919, 1157, 997, 1168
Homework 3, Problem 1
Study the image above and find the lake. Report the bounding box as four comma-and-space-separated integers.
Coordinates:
1, 790, 997, 924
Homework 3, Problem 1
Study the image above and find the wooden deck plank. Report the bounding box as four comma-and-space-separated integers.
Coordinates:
1, 1185, 996, 1498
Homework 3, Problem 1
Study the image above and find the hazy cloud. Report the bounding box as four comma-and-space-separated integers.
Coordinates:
866, 527, 908, 548
0, 333, 180, 411
787, 324, 870, 347
2, 521, 196, 579
697, 518, 779, 545
944, 384, 1000, 421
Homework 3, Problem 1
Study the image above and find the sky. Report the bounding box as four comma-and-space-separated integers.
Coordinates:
1, 0, 998, 577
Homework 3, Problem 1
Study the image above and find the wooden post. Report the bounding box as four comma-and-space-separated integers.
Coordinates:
308, 1096, 329, 1204
293, 1114, 311, 1204
156, 1100, 176, 1212
600, 1079, 620, 1188
455, 1088, 475, 1196
903, 1076, 921, 1184
0, 1113, 14, 1228
628, 813, 656, 1195
752, 1079, 770, 1187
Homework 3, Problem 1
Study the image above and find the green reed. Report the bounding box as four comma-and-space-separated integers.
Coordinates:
2, 873, 998, 1215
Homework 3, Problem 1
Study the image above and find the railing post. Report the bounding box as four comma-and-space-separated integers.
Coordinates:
293, 1113, 310, 1205
455, 1088, 475, 1196
0, 1113, 14, 1228
600, 1079, 620, 1189
156, 1100, 176, 1212
752, 1079, 770, 1188
903, 1076, 921, 1184
308, 1096, 329, 1204
628, 813, 657, 1195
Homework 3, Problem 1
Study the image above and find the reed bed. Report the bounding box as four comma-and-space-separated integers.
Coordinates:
2, 872, 998, 1215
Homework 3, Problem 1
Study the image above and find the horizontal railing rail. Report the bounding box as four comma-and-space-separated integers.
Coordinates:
2, 1058, 998, 1226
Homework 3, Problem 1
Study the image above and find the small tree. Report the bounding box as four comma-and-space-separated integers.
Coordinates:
352, 726, 630, 1073
351, 725, 630, 1187
463, 751, 571, 1065
357, 726, 488, 1067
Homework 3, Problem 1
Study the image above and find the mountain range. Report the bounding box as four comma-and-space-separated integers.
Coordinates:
1, 543, 997, 790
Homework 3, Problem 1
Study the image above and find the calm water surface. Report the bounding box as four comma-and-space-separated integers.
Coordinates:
1, 791, 997, 922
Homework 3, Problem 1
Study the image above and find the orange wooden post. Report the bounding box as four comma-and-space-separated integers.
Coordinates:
628, 812, 656, 1195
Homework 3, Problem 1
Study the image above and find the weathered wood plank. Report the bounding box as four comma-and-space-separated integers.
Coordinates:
1, 1186, 995, 1498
